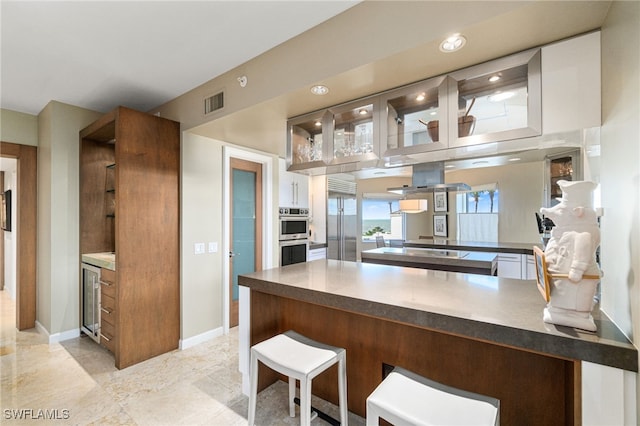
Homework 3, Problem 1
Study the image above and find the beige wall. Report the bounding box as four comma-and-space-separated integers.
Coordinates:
601, 1, 639, 417
37, 101, 101, 336
445, 161, 544, 244
180, 133, 225, 339
0, 109, 38, 146
37, 105, 52, 331
180, 132, 279, 342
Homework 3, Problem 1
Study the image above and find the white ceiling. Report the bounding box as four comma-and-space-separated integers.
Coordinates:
0, 0, 360, 115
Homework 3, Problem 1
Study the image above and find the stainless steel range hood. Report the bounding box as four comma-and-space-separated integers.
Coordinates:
387, 162, 470, 195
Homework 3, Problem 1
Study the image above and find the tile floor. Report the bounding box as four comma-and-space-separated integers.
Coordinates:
0, 289, 364, 425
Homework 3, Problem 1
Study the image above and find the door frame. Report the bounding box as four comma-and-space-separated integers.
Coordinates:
222, 146, 275, 334
0, 142, 37, 330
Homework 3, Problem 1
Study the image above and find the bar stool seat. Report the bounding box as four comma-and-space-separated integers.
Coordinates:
248, 330, 348, 426
366, 367, 499, 426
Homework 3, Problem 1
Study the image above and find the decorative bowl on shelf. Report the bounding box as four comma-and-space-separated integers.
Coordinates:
427, 120, 439, 142
458, 115, 476, 137
425, 115, 476, 142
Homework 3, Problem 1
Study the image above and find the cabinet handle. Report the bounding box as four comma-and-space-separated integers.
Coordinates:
295, 182, 299, 205
100, 333, 112, 342
499, 255, 519, 261
100, 307, 113, 314
99, 280, 113, 287
291, 182, 295, 205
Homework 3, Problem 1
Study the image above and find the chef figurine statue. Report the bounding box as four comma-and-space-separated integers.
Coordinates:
539, 180, 601, 331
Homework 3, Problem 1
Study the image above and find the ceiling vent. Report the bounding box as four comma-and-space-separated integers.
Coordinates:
204, 91, 224, 115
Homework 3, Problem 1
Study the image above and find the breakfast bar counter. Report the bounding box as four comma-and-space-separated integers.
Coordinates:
238, 260, 637, 424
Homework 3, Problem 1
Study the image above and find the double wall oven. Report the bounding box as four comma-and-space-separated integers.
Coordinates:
279, 207, 309, 266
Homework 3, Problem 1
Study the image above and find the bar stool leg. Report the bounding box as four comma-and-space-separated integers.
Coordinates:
289, 377, 296, 417
300, 377, 312, 426
365, 405, 379, 426
338, 354, 349, 426
248, 350, 259, 426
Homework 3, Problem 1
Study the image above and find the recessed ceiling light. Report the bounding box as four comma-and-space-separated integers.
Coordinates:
310, 85, 329, 95
508, 157, 521, 162
416, 93, 426, 101
489, 75, 501, 83
439, 34, 466, 53
488, 91, 515, 102
359, 108, 368, 115
314, 120, 322, 127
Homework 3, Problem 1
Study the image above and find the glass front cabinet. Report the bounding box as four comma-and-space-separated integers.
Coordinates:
327, 96, 380, 167
287, 48, 543, 172
287, 110, 332, 172
287, 97, 381, 172
379, 76, 449, 162
447, 48, 542, 148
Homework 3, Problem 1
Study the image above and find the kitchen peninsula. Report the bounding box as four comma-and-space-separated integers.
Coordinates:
404, 239, 542, 279
238, 260, 637, 425
403, 239, 540, 254
361, 247, 497, 275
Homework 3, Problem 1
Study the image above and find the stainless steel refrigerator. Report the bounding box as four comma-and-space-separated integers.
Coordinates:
327, 177, 357, 261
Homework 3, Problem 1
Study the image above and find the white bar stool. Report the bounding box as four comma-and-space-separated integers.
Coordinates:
248, 330, 348, 426
366, 367, 499, 426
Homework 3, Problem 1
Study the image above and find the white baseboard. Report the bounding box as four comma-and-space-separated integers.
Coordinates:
179, 327, 223, 350
35, 321, 80, 344
35, 320, 48, 338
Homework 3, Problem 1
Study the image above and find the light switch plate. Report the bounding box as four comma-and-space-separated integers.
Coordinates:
195, 243, 205, 254
208, 242, 217, 253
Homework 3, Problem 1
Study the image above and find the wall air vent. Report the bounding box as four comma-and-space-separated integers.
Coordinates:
204, 91, 224, 115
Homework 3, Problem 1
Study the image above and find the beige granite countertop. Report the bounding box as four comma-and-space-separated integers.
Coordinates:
239, 259, 637, 372
82, 252, 116, 270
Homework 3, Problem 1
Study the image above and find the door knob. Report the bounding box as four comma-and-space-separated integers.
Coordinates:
229, 251, 239, 258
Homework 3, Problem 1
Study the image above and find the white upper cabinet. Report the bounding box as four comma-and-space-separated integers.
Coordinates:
542, 31, 601, 134
279, 158, 309, 208
309, 175, 327, 243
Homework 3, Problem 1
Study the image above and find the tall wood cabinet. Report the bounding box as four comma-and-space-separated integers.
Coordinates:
80, 106, 180, 369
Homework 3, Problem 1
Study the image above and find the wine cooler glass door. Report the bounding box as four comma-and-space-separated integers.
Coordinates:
81, 263, 101, 343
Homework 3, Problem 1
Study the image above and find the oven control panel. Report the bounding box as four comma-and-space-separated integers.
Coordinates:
279, 207, 309, 216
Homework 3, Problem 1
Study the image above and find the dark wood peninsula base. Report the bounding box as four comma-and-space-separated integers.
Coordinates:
250, 290, 576, 425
